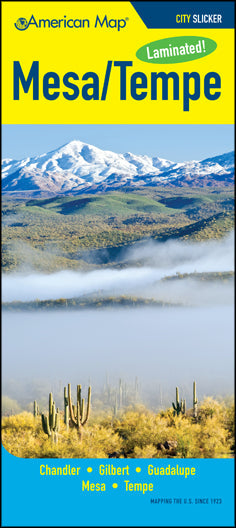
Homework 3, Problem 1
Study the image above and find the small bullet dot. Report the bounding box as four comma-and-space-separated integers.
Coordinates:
87, 467, 93, 473
136, 467, 141, 473
112, 483, 118, 488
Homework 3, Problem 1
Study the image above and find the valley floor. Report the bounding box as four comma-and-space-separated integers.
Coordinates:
2, 398, 234, 459
2, 187, 234, 273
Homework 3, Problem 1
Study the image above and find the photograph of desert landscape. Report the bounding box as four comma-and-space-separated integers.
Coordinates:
2, 124, 234, 458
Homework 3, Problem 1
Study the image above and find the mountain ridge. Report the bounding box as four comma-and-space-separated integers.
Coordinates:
2, 140, 234, 195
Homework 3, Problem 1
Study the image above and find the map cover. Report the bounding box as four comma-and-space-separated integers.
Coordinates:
1, 1, 235, 526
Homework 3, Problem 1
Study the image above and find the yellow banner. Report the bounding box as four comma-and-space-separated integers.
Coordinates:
2, 1, 234, 124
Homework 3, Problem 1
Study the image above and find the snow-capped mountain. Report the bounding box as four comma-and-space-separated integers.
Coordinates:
1, 140, 234, 195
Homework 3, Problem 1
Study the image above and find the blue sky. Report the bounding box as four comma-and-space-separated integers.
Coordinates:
2, 125, 234, 162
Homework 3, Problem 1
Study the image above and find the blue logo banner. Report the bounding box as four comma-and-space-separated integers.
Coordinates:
131, 1, 235, 29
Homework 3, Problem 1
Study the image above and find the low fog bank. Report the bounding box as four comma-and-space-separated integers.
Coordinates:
2, 233, 234, 305
2, 306, 234, 397
123, 231, 234, 269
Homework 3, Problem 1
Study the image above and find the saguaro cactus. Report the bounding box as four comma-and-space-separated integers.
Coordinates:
193, 381, 198, 420
172, 387, 185, 416
123, 382, 127, 406
64, 386, 69, 431
118, 378, 123, 409
33, 400, 39, 417
107, 384, 112, 405
41, 392, 59, 444
68, 383, 91, 436
113, 392, 118, 417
